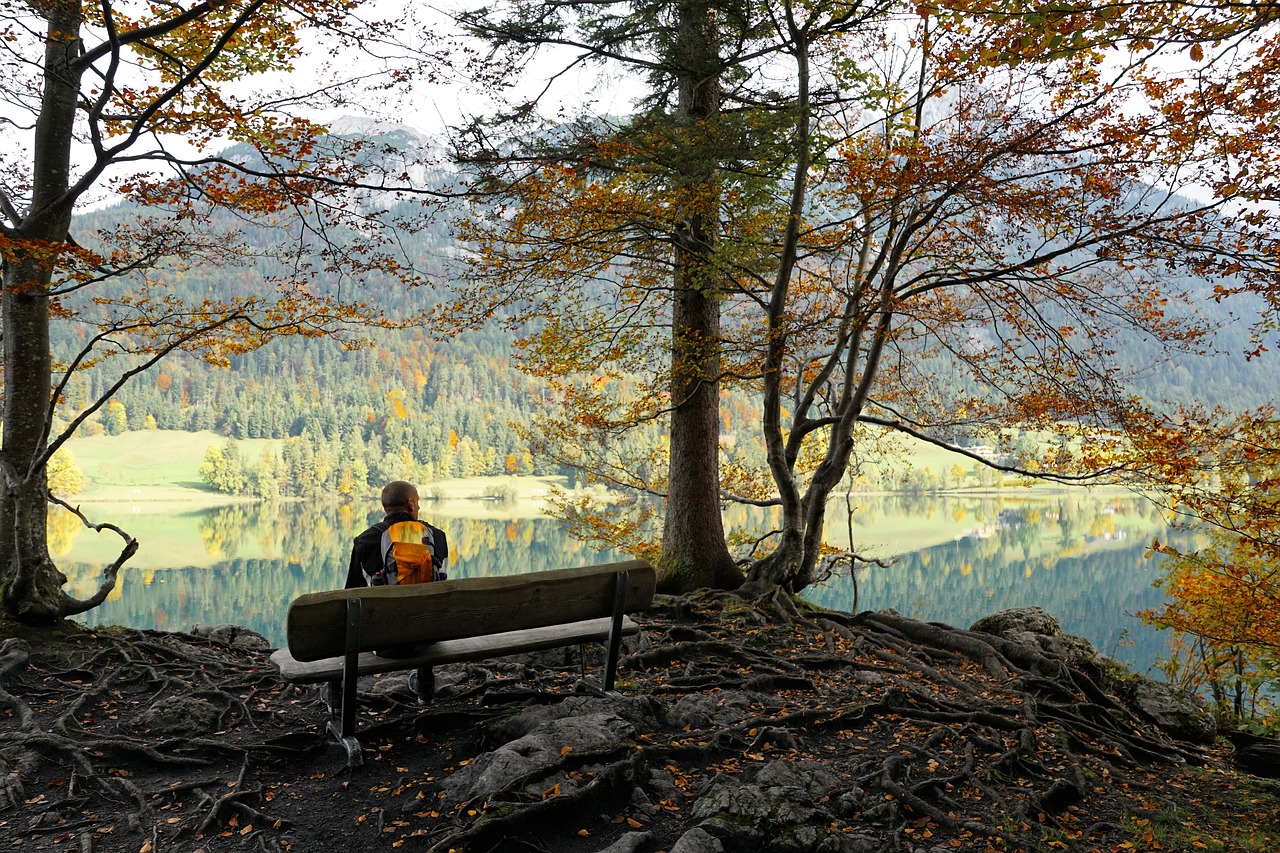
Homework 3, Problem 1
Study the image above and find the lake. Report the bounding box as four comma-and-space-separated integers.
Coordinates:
58, 488, 1185, 677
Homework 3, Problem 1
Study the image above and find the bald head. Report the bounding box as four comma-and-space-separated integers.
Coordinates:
381, 480, 419, 517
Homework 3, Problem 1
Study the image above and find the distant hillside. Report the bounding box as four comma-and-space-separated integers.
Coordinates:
53, 125, 1278, 499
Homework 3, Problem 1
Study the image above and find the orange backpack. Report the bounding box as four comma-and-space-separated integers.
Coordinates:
372, 520, 447, 585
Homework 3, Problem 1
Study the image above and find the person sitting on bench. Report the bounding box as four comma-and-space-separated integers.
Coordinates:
340, 479, 449, 705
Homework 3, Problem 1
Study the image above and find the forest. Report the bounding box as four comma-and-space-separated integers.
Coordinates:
53, 189, 1278, 503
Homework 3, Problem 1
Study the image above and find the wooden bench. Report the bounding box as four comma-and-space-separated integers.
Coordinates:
269, 559, 655, 766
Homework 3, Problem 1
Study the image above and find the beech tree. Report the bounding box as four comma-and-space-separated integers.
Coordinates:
735, 7, 1280, 590
1, 0, 443, 623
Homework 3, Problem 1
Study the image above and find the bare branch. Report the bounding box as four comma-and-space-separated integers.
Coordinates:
45, 493, 138, 617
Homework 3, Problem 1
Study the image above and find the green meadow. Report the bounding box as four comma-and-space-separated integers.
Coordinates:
63, 430, 572, 510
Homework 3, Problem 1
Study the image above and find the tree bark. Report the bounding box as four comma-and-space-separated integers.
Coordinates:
748, 25, 812, 593
1, 2, 84, 623
658, 0, 741, 593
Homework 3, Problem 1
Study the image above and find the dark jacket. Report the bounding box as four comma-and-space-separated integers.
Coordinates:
344, 511, 450, 589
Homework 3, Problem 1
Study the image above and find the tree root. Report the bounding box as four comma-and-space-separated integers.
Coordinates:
0, 625, 301, 849
1, 591, 1225, 853
424, 747, 648, 853
194, 757, 285, 836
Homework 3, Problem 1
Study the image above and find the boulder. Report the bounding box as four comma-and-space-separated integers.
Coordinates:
138, 696, 220, 734
971, 606, 1063, 637
1226, 731, 1280, 777
667, 690, 769, 730
484, 694, 660, 745
669, 827, 724, 853
969, 607, 1097, 660
1235, 741, 1280, 777
1128, 678, 1217, 743
190, 624, 270, 652
688, 761, 846, 853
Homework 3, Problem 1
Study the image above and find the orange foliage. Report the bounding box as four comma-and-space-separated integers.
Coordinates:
1132, 412, 1280, 723
1138, 413, 1280, 655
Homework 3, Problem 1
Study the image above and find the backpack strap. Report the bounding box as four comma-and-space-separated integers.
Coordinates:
427, 524, 449, 579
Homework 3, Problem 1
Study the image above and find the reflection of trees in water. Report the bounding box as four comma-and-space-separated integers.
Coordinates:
801, 497, 1202, 677
69, 505, 627, 646
63, 492, 1182, 665
47, 507, 83, 557
197, 502, 348, 565
192, 502, 619, 578
69, 558, 318, 645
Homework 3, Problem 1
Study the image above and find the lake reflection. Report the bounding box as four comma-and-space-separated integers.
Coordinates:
60, 500, 625, 647
734, 490, 1187, 676
59, 490, 1186, 676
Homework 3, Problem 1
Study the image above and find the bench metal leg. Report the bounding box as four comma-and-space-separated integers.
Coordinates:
336, 598, 363, 767
603, 570, 629, 693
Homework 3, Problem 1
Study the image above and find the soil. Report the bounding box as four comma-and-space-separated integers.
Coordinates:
2, 591, 1278, 853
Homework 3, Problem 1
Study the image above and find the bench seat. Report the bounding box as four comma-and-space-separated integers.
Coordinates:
269, 614, 641, 683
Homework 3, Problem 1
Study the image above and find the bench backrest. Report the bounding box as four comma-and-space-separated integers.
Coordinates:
285, 559, 656, 662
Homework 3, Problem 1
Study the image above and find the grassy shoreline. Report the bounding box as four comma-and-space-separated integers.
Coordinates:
66, 427, 1128, 510
64, 430, 584, 513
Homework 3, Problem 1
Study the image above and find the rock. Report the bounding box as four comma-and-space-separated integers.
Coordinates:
190, 624, 270, 652
669, 827, 724, 853
690, 771, 831, 853
689, 777, 772, 846
1237, 745, 1280, 777
971, 607, 1063, 637
817, 835, 879, 853
1040, 777, 1084, 811
1227, 732, 1280, 777
594, 830, 651, 853
832, 787, 868, 818
969, 607, 1096, 659
860, 797, 901, 825
753, 760, 837, 797
667, 693, 721, 729
484, 695, 660, 746
668, 690, 769, 730
1128, 678, 1216, 743
643, 766, 685, 805
138, 696, 220, 734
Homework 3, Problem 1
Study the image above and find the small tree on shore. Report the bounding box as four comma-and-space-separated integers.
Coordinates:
1140, 412, 1280, 726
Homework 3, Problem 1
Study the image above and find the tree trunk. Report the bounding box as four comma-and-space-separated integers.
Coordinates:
745, 28, 812, 593
662, 280, 740, 591
2, 3, 84, 623
658, 0, 740, 593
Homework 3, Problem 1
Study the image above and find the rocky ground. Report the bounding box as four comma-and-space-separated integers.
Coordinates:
2, 590, 1278, 853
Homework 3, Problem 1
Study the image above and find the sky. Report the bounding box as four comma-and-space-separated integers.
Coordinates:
0, 0, 644, 216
